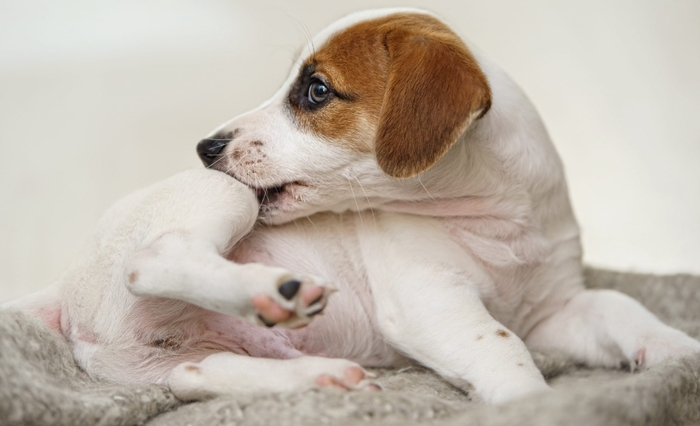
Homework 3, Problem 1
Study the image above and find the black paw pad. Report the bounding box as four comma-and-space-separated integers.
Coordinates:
278, 279, 301, 300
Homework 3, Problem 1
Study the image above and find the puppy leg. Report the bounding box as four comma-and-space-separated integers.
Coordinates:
525, 289, 700, 370
359, 213, 550, 404
2, 285, 62, 333
168, 352, 379, 401
125, 233, 333, 329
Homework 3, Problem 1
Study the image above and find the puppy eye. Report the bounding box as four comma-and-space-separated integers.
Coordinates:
308, 80, 330, 104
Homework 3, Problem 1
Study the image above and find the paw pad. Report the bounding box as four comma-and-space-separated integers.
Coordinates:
278, 279, 301, 300
253, 279, 333, 329
315, 366, 381, 391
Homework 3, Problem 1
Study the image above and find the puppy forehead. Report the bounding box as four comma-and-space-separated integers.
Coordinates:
301, 7, 435, 59
302, 9, 442, 73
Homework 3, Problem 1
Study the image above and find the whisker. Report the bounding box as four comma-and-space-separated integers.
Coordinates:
286, 13, 315, 59
353, 176, 376, 228
346, 177, 363, 229
209, 145, 254, 170
218, 150, 251, 173
253, 174, 273, 229
417, 177, 438, 204
205, 151, 231, 169
305, 215, 318, 231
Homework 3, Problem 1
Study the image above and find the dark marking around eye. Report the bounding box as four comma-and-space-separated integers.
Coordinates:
287, 63, 319, 110
286, 62, 354, 112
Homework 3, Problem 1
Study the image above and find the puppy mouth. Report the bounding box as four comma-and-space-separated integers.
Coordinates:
252, 181, 307, 207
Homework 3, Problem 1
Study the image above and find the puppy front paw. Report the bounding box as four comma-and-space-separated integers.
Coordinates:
253, 275, 335, 329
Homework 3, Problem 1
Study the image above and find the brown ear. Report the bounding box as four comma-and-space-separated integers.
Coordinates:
375, 20, 491, 178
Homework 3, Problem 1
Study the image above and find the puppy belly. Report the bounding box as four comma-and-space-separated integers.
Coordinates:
281, 298, 403, 367
200, 312, 303, 359
230, 219, 402, 367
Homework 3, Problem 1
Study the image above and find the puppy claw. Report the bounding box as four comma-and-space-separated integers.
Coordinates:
366, 383, 382, 392
257, 314, 276, 328
307, 307, 324, 317
636, 348, 646, 369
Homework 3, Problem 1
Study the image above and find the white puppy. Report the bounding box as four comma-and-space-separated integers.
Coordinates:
7, 8, 700, 404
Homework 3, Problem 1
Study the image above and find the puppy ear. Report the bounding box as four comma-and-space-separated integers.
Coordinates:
375, 23, 492, 178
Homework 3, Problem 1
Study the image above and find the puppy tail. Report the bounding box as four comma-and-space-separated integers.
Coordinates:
2, 285, 64, 335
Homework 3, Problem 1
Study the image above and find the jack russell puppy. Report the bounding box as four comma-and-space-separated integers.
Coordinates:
6, 8, 700, 404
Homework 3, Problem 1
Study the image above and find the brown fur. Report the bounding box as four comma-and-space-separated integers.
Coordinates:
290, 13, 491, 177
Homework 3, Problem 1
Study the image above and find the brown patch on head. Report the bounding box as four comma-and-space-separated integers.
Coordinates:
287, 22, 389, 153
496, 329, 510, 338
476, 334, 484, 341
288, 12, 491, 176
128, 271, 138, 284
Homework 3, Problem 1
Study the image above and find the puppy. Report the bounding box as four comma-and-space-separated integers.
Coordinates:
7, 8, 700, 404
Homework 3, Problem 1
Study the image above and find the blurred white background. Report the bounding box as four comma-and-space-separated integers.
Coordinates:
1, 0, 699, 302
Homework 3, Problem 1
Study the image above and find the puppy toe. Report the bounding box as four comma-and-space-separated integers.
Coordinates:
343, 366, 365, 385
252, 294, 292, 326
315, 367, 382, 392
302, 286, 325, 307
316, 374, 349, 390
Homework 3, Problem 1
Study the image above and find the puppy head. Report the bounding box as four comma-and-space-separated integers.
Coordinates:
200, 9, 491, 223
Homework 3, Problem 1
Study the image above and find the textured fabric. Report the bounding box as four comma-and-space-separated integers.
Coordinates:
1, 268, 699, 426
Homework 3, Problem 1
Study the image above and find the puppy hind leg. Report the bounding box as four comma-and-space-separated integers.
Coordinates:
525, 289, 700, 370
125, 232, 333, 328
168, 352, 380, 401
2, 286, 63, 334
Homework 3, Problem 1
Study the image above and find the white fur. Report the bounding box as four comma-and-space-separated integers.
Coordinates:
5, 8, 699, 404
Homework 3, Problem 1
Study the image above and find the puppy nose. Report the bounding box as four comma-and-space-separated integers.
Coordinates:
197, 138, 230, 166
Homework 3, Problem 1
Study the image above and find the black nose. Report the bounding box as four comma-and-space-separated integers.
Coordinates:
197, 138, 230, 166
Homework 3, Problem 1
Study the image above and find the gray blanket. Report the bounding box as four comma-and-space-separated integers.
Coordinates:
2, 268, 699, 426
